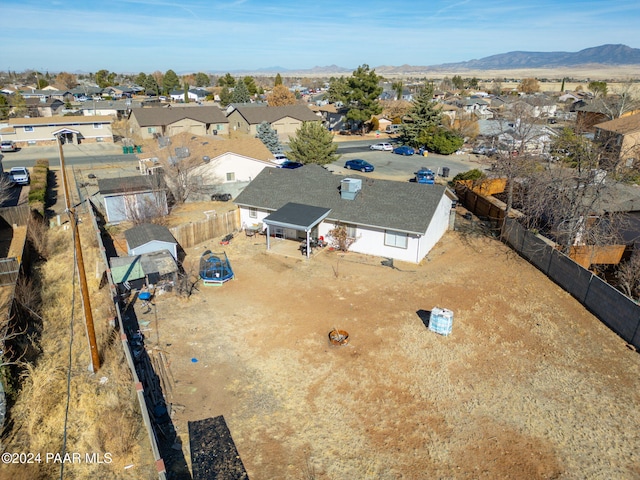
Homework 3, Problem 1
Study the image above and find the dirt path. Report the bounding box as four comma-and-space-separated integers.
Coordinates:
143, 223, 640, 479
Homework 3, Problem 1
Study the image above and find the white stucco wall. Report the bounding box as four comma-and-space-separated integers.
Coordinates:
192, 153, 276, 186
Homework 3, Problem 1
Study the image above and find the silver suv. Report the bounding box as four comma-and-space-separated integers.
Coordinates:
1, 140, 17, 152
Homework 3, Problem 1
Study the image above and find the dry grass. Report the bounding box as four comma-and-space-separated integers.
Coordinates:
2, 222, 156, 479
150, 228, 640, 479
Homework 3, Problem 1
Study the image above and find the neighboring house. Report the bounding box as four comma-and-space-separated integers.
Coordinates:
593, 112, 640, 170
98, 175, 168, 224
124, 223, 178, 260
573, 98, 613, 132
138, 131, 277, 201
233, 164, 457, 263
25, 97, 65, 117
19, 88, 74, 103
169, 88, 210, 103
79, 99, 143, 118
449, 97, 492, 118
69, 85, 104, 101
504, 96, 557, 119
128, 106, 229, 140
226, 104, 321, 139
477, 119, 556, 155
6, 115, 114, 147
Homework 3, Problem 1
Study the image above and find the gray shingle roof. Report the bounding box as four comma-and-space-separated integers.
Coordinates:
98, 175, 164, 195
130, 106, 228, 127
234, 165, 450, 234
124, 224, 176, 250
232, 105, 320, 125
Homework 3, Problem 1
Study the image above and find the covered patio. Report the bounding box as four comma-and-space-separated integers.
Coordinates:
263, 202, 331, 259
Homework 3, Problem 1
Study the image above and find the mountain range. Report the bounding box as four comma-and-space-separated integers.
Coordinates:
219, 44, 640, 76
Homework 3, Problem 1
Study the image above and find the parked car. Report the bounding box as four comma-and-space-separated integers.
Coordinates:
393, 146, 415, 156
8, 167, 29, 185
345, 159, 374, 172
370, 142, 392, 151
278, 161, 304, 169
273, 153, 289, 165
1, 140, 17, 152
211, 193, 232, 202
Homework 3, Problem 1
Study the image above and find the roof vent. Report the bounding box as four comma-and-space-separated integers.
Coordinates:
340, 178, 362, 200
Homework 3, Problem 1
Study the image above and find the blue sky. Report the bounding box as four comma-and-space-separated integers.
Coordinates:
2, 0, 639, 74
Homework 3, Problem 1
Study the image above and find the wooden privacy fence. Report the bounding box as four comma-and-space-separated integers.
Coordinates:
169, 209, 240, 249
0, 205, 31, 227
0, 258, 20, 286
455, 182, 640, 349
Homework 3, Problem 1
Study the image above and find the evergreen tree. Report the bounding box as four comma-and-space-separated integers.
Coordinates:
287, 122, 340, 165
135, 72, 147, 86
256, 122, 282, 153
274, 73, 283, 86
162, 69, 181, 95
0, 95, 10, 120
219, 86, 232, 106
95, 69, 111, 88
231, 81, 251, 103
144, 76, 159, 96
12, 92, 27, 117
195, 72, 210, 87
326, 76, 348, 104
243, 76, 258, 96
344, 64, 383, 133
218, 73, 236, 88
399, 84, 442, 148
451, 75, 464, 89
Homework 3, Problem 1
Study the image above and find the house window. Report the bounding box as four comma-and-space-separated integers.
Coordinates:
384, 230, 408, 249
93, 123, 103, 129
226, 172, 235, 182
249, 208, 257, 219
344, 224, 357, 238
148, 127, 157, 134
24, 126, 34, 132
96, 137, 103, 142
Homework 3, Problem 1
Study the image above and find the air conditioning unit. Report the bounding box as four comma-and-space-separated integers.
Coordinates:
340, 178, 362, 200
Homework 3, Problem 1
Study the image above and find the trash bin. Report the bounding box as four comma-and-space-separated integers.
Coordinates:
442, 167, 450, 178
122, 146, 128, 154
127, 146, 134, 154
136, 145, 142, 153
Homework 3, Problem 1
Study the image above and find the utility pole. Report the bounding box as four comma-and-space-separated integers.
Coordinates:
57, 136, 101, 372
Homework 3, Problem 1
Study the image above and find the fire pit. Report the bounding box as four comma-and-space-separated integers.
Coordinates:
328, 329, 349, 346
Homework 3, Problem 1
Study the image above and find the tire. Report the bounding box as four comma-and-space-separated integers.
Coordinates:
361, 168, 366, 172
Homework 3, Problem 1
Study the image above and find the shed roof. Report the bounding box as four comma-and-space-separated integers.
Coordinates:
98, 175, 164, 195
109, 250, 178, 283
124, 223, 176, 250
234, 165, 452, 234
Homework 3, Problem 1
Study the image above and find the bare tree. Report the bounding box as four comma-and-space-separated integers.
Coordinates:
616, 252, 640, 300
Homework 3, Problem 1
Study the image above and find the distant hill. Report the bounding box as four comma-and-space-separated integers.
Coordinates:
434, 44, 640, 70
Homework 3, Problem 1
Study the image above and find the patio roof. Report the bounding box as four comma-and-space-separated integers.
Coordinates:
263, 202, 331, 231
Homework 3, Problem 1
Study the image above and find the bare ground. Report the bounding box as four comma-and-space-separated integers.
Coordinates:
141, 216, 640, 480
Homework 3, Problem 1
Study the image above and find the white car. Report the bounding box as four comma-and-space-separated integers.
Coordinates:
370, 142, 393, 151
273, 153, 289, 165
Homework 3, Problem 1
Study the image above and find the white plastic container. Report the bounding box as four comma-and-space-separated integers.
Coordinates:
429, 307, 454, 336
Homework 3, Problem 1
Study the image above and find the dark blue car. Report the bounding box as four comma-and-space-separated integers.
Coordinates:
344, 159, 374, 172
393, 145, 415, 156
278, 161, 304, 169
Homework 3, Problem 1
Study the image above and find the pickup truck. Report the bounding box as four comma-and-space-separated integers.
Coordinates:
8, 167, 30, 186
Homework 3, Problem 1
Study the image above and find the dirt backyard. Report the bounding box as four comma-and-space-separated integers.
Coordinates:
140, 217, 640, 480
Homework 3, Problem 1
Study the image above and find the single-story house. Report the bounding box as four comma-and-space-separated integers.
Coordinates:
98, 175, 168, 224
124, 223, 178, 260
79, 99, 144, 118
109, 250, 179, 290
128, 106, 229, 140
594, 112, 640, 170
226, 104, 321, 140
6, 115, 114, 147
233, 164, 457, 263
138, 131, 278, 201
169, 88, 210, 103
25, 97, 66, 117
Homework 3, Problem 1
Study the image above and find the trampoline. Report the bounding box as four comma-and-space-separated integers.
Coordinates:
199, 250, 235, 286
